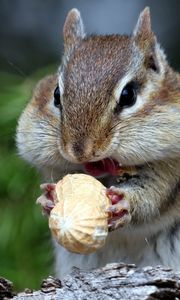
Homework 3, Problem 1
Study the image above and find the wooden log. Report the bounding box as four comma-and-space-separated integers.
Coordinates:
2, 263, 180, 299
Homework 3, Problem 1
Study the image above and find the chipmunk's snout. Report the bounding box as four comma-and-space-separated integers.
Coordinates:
63, 138, 95, 163
60, 118, 113, 163
72, 142, 84, 157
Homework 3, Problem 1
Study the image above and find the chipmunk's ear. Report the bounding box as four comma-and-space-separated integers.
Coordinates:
133, 8, 167, 74
133, 7, 152, 38
63, 8, 85, 54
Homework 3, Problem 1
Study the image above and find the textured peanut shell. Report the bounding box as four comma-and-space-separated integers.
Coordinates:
49, 174, 110, 254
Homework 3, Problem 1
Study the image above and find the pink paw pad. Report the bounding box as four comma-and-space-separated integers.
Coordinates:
106, 189, 124, 204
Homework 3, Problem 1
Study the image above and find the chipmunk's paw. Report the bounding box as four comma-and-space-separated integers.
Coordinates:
36, 183, 56, 216
106, 186, 131, 231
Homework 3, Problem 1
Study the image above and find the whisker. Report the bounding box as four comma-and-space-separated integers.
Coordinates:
17, 130, 58, 139
7, 60, 27, 78
108, 118, 131, 134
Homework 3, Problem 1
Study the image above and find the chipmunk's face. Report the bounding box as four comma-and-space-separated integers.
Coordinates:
17, 8, 179, 173
54, 8, 177, 167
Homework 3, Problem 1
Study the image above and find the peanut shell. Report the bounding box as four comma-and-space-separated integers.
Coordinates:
49, 174, 110, 254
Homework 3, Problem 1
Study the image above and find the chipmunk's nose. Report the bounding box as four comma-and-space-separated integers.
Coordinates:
66, 139, 94, 163
72, 142, 84, 157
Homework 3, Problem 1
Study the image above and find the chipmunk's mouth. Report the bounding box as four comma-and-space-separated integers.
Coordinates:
84, 158, 121, 177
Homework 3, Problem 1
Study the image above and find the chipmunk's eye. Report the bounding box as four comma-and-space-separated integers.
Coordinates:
54, 86, 62, 111
115, 82, 137, 113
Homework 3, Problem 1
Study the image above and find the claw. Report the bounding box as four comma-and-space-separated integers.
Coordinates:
108, 212, 131, 231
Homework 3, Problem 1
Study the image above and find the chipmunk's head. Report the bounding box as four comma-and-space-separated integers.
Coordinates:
56, 7, 180, 166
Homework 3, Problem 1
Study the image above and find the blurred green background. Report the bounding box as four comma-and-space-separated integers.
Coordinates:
0, 0, 180, 292
0, 68, 55, 290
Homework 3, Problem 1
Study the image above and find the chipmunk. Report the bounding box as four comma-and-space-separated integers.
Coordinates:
16, 7, 180, 278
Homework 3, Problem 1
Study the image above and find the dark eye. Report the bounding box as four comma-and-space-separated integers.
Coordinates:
54, 86, 62, 110
115, 82, 137, 113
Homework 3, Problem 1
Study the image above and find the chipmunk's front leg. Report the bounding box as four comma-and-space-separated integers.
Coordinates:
106, 166, 155, 231
106, 159, 179, 232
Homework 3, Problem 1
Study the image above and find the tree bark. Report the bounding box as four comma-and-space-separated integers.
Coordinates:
2, 263, 180, 300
